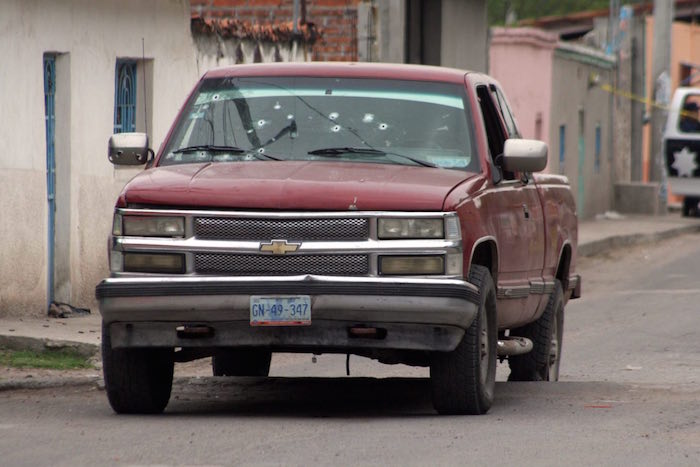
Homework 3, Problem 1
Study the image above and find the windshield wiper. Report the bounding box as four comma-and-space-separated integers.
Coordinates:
308, 146, 438, 168
173, 145, 246, 154
172, 144, 282, 161
308, 146, 385, 156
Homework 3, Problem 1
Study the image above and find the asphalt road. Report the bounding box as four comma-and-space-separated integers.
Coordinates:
2, 235, 700, 466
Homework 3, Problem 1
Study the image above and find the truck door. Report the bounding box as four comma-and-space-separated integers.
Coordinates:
475, 84, 545, 328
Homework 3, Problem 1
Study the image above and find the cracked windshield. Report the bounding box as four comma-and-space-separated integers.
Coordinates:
161, 77, 477, 171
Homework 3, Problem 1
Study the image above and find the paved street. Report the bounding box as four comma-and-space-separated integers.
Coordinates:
2, 234, 700, 466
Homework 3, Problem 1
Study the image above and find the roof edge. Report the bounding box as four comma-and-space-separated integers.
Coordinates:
490, 27, 558, 49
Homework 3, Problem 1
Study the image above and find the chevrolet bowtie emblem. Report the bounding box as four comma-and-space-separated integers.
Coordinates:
259, 239, 301, 255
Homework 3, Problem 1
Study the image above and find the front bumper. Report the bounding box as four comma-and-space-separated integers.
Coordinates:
96, 275, 480, 353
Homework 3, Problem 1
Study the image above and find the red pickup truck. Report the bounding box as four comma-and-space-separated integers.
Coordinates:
97, 63, 580, 415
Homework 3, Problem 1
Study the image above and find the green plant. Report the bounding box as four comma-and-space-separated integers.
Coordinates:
0, 348, 93, 370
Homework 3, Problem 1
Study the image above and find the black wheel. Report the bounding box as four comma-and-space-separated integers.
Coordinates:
508, 280, 564, 382
212, 349, 272, 377
682, 197, 698, 217
101, 323, 174, 414
430, 264, 497, 415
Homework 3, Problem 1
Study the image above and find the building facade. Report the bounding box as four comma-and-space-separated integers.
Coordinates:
190, 0, 489, 71
517, 1, 700, 210
0, 0, 315, 318
490, 27, 615, 219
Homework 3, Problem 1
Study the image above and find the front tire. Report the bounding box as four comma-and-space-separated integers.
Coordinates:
102, 323, 174, 414
430, 265, 497, 415
212, 349, 272, 377
508, 280, 564, 381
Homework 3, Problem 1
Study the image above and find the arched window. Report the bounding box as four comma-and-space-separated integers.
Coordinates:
114, 60, 137, 133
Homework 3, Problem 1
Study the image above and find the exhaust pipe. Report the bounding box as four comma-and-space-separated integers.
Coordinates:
497, 336, 533, 357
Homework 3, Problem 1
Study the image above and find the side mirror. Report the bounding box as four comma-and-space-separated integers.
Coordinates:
502, 138, 548, 173
108, 132, 150, 166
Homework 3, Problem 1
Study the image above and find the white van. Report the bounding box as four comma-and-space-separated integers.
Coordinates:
665, 87, 700, 216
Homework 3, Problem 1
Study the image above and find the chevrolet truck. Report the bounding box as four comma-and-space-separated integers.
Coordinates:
96, 62, 580, 415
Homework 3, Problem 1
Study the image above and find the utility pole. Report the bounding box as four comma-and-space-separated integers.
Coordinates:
649, 0, 673, 212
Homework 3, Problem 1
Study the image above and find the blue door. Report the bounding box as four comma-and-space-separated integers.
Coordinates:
44, 54, 56, 306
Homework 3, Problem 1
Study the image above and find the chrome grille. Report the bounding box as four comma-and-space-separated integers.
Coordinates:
194, 217, 369, 241
194, 254, 370, 276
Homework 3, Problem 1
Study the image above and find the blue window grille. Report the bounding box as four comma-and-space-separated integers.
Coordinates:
559, 125, 566, 174
44, 54, 56, 306
594, 124, 602, 174
114, 60, 137, 133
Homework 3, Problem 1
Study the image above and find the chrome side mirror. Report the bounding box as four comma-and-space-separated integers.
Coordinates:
108, 132, 150, 166
502, 139, 548, 173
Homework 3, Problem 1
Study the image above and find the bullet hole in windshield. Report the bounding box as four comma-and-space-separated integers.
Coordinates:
287, 114, 294, 120
378, 123, 388, 130
257, 148, 265, 153
362, 113, 374, 123
257, 120, 267, 128
274, 101, 282, 110
329, 112, 339, 121
212, 94, 220, 101
331, 125, 341, 132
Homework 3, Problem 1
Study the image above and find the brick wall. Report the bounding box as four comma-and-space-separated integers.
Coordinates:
191, 0, 362, 61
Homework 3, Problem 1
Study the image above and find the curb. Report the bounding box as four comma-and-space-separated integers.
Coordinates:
578, 223, 700, 257
0, 335, 99, 359
0, 376, 103, 392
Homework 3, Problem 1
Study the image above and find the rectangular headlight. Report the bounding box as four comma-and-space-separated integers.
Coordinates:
123, 253, 185, 274
378, 218, 444, 239
380, 256, 445, 275
122, 216, 185, 237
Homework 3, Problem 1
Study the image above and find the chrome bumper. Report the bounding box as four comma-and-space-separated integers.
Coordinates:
96, 275, 480, 352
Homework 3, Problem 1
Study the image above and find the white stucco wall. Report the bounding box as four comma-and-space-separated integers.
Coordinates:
0, 0, 200, 317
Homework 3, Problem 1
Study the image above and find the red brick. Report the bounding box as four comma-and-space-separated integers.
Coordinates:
243, 0, 285, 6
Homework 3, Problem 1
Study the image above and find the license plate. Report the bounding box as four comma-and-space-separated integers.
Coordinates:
250, 295, 311, 326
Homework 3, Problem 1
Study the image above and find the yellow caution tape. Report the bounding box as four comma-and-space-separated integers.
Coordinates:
590, 73, 697, 117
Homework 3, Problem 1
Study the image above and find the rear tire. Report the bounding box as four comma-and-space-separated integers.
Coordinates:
508, 280, 564, 381
430, 265, 497, 415
212, 349, 272, 377
102, 323, 174, 414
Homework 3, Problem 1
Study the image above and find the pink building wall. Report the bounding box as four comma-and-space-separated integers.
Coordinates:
489, 27, 557, 169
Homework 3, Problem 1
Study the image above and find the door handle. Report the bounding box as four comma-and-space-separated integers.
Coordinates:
522, 204, 530, 219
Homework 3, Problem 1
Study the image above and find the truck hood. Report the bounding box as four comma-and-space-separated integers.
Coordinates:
122, 161, 476, 211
